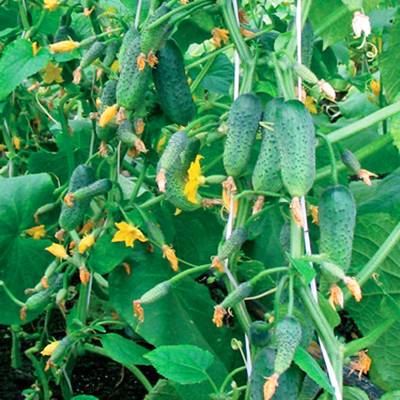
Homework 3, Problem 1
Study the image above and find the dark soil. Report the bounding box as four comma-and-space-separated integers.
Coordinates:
0, 325, 156, 400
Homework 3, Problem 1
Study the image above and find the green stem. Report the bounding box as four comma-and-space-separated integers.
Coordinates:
0, 281, 25, 307
272, 54, 291, 101
288, 274, 294, 316
205, 372, 219, 394
11, 326, 22, 369
353, 220, 400, 288
235, 190, 285, 201
139, 194, 165, 209
129, 162, 148, 205
344, 317, 396, 357
84, 344, 153, 392
25, 347, 51, 400
240, 59, 256, 94
190, 55, 217, 92
18, 0, 30, 31
250, 267, 289, 286
328, 101, 400, 143
147, 0, 211, 29
219, 0, 252, 63
169, 264, 210, 285
316, 134, 392, 181
316, 132, 338, 185
220, 366, 247, 393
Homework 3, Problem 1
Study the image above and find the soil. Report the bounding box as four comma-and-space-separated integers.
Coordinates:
0, 325, 156, 400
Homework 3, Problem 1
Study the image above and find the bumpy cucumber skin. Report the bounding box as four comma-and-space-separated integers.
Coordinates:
221, 282, 252, 309
165, 138, 201, 211
319, 185, 356, 273
73, 179, 112, 201
252, 98, 283, 193
223, 93, 262, 177
103, 40, 120, 68
157, 131, 189, 173
117, 120, 136, 144
59, 165, 95, 231
218, 227, 248, 261
274, 316, 302, 375
341, 149, 361, 174
153, 40, 196, 125
275, 100, 316, 197
116, 29, 151, 110
97, 80, 118, 141
140, 4, 171, 55
80, 41, 105, 68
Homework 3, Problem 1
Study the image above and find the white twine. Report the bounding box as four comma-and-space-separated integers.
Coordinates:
296, 1, 342, 396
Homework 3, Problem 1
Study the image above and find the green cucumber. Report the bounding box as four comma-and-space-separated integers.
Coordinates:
103, 40, 120, 68
72, 179, 112, 201
59, 165, 95, 231
153, 40, 196, 125
116, 120, 136, 144
217, 227, 248, 262
275, 100, 316, 197
250, 321, 271, 348
116, 29, 151, 111
97, 80, 118, 141
140, 4, 171, 55
221, 282, 252, 309
341, 149, 361, 175
157, 131, 189, 173
223, 93, 262, 177
80, 41, 105, 68
319, 185, 356, 273
252, 98, 283, 193
274, 316, 302, 375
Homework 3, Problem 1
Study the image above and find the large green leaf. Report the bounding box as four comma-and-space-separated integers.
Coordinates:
347, 213, 400, 390
100, 333, 150, 366
380, 15, 400, 102
343, 386, 369, 400
0, 174, 55, 324
0, 39, 50, 101
145, 345, 214, 385
310, 0, 352, 49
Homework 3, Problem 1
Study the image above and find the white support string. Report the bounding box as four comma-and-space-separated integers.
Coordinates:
223, 0, 253, 377
135, 0, 143, 29
296, 2, 342, 398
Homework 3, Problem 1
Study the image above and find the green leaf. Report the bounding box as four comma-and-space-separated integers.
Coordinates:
380, 15, 400, 102
381, 391, 400, 400
341, 0, 362, 11
71, 396, 99, 400
0, 174, 55, 324
144, 380, 181, 400
347, 213, 400, 390
0, 39, 50, 101
100, 333, 150, 366
310, 0, 352, 49
343, 386, 369, 400
250, 347, 302, 400
290, 257, 316, 284
88, 234, 133, 274
200, 54, 234, 95
145, 345, 214, 385
293, 347, 333, 394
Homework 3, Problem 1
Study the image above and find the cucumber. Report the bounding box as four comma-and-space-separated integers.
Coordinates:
223, 93, 262, 177
157, 131, 189, 173
140, 4, 171, 55
80, 41, 105, 68
103, 40, 120, 68
319, 185, 356, 273
97, 80, 118, 141
59, 165, 95, 231
72, 179, 112, 201
217, 227, 248, 262
165, 138, 201, 211
220, 282, 252, 309
116, 29, 151, 111
250, 321, 271, 348
275, 100, 316, 197
341, 149, 361, 175
152, 40, 196, 125
116, 120, 136, 144
274, 316, 302, 375
252, 98, 283, 193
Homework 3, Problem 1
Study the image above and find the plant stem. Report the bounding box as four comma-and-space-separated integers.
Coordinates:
129, 162, 148, 205
18, 0, 30, 32
235, 189, 284, 201
84, 344, 153, 392
190, 55, 217, 92
317, 132, 338, 185
11, 326, 22, 369
169, 264, 210, 284
220, 366, 247, 393
0, 281, 25, 307
316, 134, 392, 181
328, 101, 400, 143
352, 220, 400, 289
25, 347, 51, 400
344, 317, 396, 356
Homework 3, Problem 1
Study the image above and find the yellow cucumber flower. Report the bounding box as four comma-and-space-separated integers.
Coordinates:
99, 104, 118, 128
43, 63, 64, 84
45, 243, 68, 259
183, 155, 204, 204
162, 245, 179, 272
44, 0, 59, 11
41, 340, 60, 356
78, 234, 95, 254
49, 40, 79, 53
26, 225, 46, 240
112, 222, 147, 248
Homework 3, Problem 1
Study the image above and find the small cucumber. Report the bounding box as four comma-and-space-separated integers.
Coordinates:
341, 149, 361, 175
275, 100, 316, 197
319, 185, 356, 273
153, 40, 196, 125
59, 165, 95, 231
221, 282, 253, 309
223, 93, 262, 177
80, 41, 105, 68
252, 98, 283, 193
140, 4, 171, 55
116, 29, 151, 110
72, 179, 112, 201
103, 40, 120, 68
97, 80, 118, 141
116, 120, 137, 145
250, 321, 271, 348
217, 227, 248, 262
157, 131, 189, 173
274, 316, 302, 375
